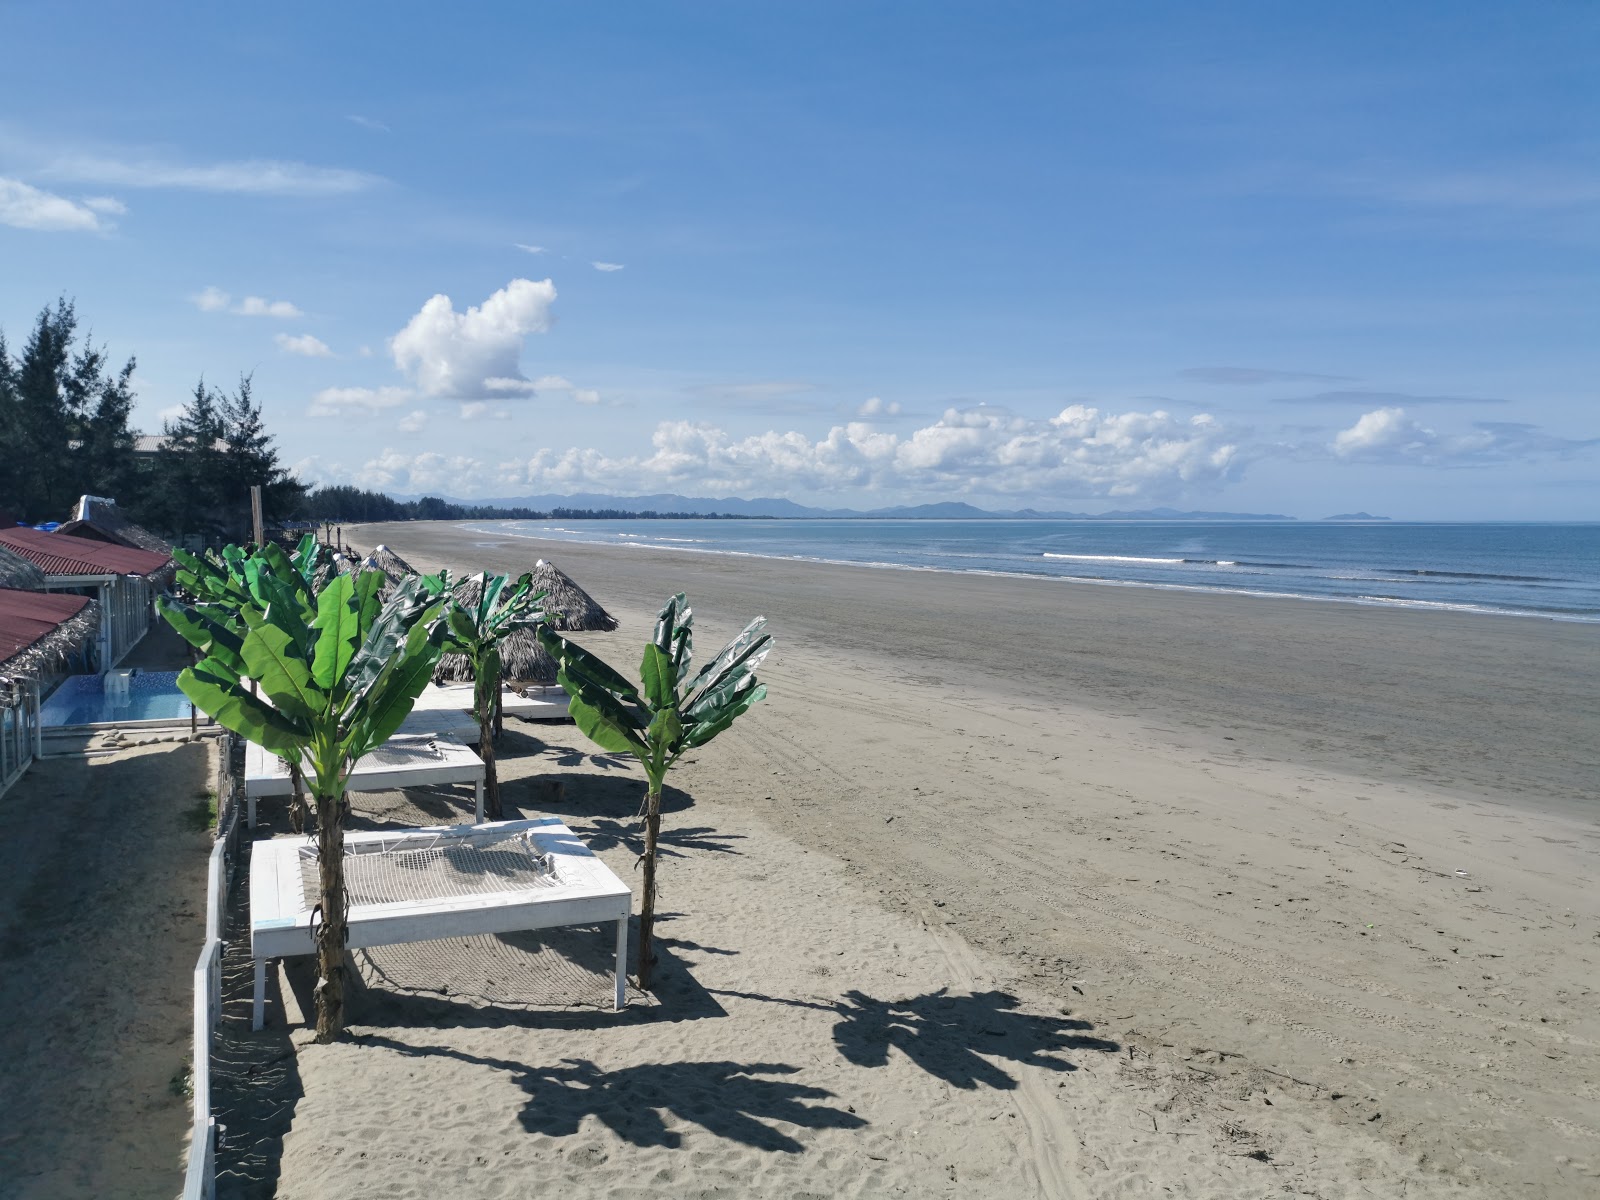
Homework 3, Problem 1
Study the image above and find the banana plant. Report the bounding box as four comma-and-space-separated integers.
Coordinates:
433, 571, 547, 820
164, 560, 447, 1040
164, 533, 345, 832
538, 593, 771, 989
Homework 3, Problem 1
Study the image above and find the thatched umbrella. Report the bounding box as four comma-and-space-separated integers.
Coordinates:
0, 546, 46, 592
358, 543, 420, 592
433, 560, 616, 686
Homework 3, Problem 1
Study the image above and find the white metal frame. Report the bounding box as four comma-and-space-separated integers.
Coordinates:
249, 817, 631, 1030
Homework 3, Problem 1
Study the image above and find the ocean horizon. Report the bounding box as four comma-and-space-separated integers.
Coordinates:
459, 518, 1600, 624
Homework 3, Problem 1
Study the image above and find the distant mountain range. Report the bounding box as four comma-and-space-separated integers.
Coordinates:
1323, 512, 1390, 521
426, 490, 1298, 521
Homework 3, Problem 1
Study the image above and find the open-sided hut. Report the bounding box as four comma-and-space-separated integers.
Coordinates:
0, 527, 173, 669
357, 544, 420, 593
433, 560, 617, 686
0, 545, 47, 592
0, 588, 98, 795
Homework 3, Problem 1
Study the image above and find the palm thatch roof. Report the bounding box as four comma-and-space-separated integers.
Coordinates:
0, 546, 46, 591
359, 544, 420, 591
432, 561, 617, 685
0, 590, 99, 679
528, 559, 618, 632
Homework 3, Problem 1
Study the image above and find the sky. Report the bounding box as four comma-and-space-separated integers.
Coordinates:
1, 2, 1595, 519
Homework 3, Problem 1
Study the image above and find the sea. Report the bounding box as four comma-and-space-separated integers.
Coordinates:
462, 519, 1600, 623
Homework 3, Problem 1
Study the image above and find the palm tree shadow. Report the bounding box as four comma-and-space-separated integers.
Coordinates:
568, 816, 745, 858
830, 988, 1119, 1090
505, 770, 696, 819
354, 1039, 866, 1153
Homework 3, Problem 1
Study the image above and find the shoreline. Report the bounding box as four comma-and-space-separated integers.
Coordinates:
454, 518, 1600, 625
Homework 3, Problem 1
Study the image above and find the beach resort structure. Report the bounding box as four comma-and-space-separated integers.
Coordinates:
0, 558, 99, 796
0, 523, 173, 669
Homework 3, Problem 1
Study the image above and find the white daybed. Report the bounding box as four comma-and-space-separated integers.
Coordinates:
249, 817, 630, 1028
243, 735, 487, 828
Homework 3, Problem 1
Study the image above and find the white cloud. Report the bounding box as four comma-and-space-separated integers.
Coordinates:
390, 278, 556, 398
515, 243, 546, 254
42, 153, 380, 195
0, 177, 115, 232
858, 396, 902, 417
358, 345, 374, 357
82, 196, 126, 215
459, 401, 511, 421
192, 287, 303, 317
275, 332, 333, 357
236, 295, 302, 318
308, 386, 411, 417
497, 404, 1244, 501
592, 261, 625, 272
346, 115, 390, 133
1331, 408, 1597, 466
573, 388, 601, 406
397, 410, 428, 433
531, 374, 573, 390
484, 376, 538, 394
353, 449, 485, 494
157, 403, 185, 424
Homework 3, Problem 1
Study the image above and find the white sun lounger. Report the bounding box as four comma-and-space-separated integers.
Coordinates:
415, 681, 572, 721
243, 735, 487, 828
249, 818, 630, 1028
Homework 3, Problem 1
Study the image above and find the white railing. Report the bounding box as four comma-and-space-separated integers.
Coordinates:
182, 735, 242, 1200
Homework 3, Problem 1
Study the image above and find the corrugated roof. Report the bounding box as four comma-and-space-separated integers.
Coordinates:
0, 526, 173, 579
0, 589, 92, 666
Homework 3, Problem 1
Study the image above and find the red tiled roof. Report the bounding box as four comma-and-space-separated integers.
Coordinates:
0, 589, 91, 663
0, 526, 173, 579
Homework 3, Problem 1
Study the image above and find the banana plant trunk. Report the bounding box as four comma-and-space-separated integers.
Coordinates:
475, 648, 502, 820
637, 786, 663, 989
288, 759, 310, 834
313, 787, 348, 1042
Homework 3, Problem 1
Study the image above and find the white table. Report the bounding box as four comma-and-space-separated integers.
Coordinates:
249, 818, 631, 1028
243, 735, 487, 827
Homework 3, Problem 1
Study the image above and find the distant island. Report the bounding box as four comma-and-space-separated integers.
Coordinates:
1323, 512, 1390, 521
376, 488, 1299, 522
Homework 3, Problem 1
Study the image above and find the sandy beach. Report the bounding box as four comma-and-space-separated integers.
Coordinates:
213, 518, 1599, 1198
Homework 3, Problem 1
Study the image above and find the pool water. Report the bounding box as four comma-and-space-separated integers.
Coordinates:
40, 671, 197, 727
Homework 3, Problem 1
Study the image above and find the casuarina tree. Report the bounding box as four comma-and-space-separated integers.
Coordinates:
538, 594, 770, 989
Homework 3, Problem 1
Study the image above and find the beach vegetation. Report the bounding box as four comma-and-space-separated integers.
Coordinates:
432, 569, 548, 820
160, 538, 447, 1040
538, 594, 770, 989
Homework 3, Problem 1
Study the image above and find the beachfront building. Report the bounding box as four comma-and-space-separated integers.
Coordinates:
0, 550, 99, 796
0, 526, 173, 670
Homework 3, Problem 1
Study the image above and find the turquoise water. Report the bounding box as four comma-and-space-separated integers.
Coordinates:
466, 519, 1600, 622
40, 671, 196, 727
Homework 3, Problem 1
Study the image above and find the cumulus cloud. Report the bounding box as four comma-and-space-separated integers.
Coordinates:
193, 287, 303, 317
592, 261, 625, 272
1331, 408, 1597, 465
857, 396, 902, 417
497, 404, 1244, 501
573, 388, 601, 406
397, 410, 428, 433
326, 448, 485, 494
390, 278, 556, 398
308, 386, 411, 417
1180, 366, 1351, 385
0, 177, 117, 232
459, 401, 512, 421
275, 332, 333, 357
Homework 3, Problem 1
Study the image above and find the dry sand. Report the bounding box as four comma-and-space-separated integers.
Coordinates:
221, 520, 1598, 1198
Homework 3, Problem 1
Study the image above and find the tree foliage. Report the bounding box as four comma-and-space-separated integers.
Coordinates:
539, 594, 771, 989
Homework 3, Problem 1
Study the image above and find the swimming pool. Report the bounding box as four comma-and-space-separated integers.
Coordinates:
40, 670, 199, 728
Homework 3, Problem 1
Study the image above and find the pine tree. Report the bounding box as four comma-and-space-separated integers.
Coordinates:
219, 373, 305, 537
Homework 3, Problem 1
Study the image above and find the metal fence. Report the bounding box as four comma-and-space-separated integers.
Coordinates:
0, 679, 41, 798
182, 733, 243, 1200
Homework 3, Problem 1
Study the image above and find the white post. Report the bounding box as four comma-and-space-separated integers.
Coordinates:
252, 959, 266, 1030
614, 917, 628, 1011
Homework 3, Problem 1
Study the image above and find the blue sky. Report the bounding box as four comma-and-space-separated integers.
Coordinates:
2, 2, 1595, 518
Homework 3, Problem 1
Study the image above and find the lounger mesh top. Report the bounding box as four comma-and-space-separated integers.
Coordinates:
297, 826, 563, 907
